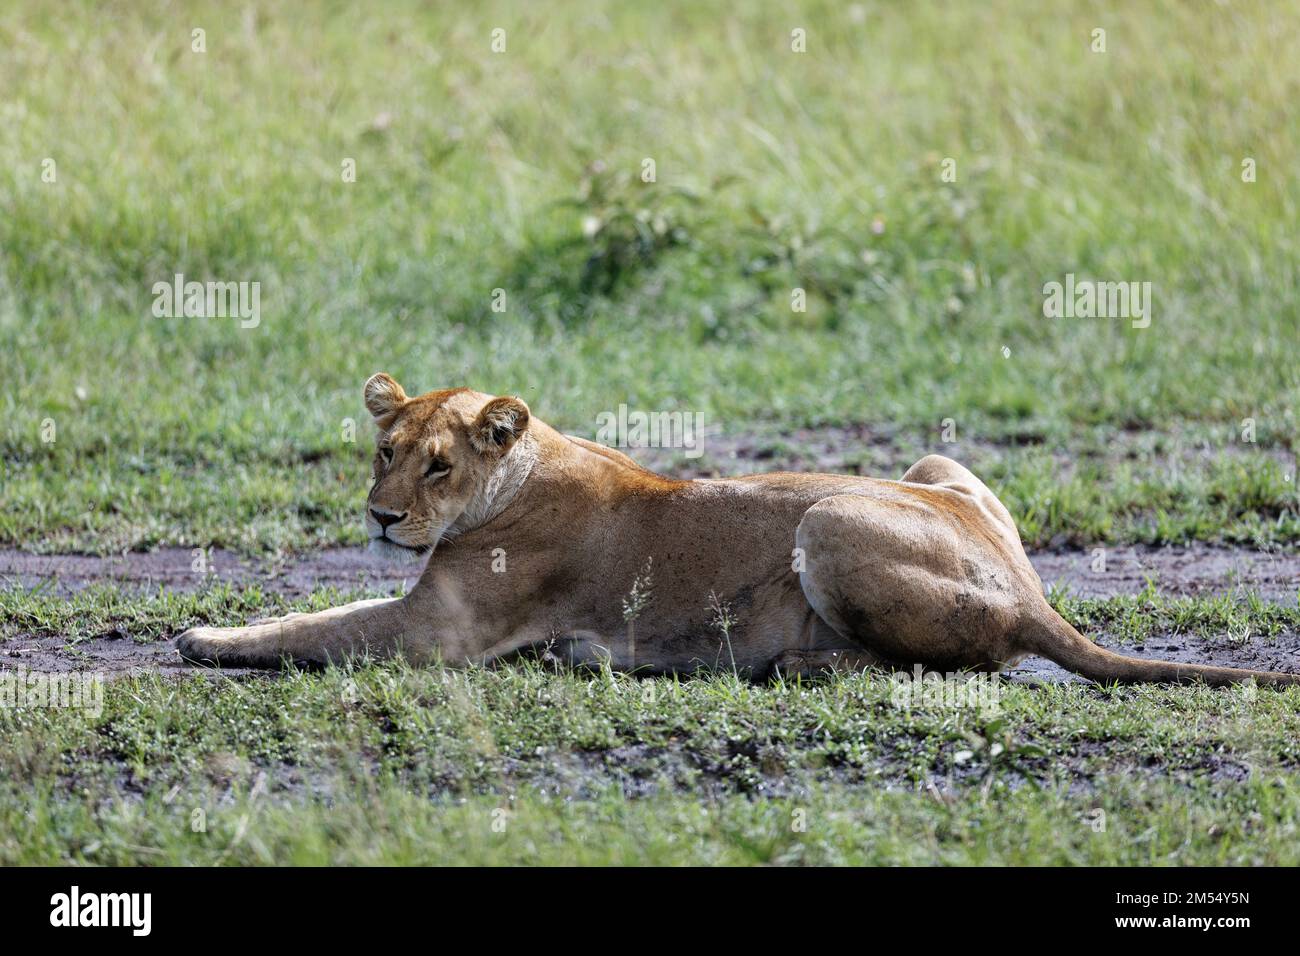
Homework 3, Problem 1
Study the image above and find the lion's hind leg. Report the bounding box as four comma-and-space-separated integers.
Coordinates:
795, 492, 1036, 674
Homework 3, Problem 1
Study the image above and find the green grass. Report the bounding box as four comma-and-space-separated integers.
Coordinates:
3, 584, 1300, 864
10, 777, 1300, 866
3, 648, 1300, 865
0, 582, 389, 642
1, 1, 1298, 553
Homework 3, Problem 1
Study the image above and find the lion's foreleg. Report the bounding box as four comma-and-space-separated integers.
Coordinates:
177, 596, 428, 668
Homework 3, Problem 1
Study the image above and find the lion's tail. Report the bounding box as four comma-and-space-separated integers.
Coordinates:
1021, 604, 1300, 687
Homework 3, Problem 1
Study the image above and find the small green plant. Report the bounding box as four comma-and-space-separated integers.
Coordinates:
707, 590, 739, 675
622, 556, 654, 671
952, 714, 1049, 792
556, 162, 706, 296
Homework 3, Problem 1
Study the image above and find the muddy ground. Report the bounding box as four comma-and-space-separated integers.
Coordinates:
2, 543, 1296, 681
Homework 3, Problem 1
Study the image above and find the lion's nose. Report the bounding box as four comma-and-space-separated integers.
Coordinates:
369, 508, 407, 529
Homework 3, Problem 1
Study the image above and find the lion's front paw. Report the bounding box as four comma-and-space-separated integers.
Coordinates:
177, 627, 235, 666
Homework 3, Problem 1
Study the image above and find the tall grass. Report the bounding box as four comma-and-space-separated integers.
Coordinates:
1, 1, 1296, 551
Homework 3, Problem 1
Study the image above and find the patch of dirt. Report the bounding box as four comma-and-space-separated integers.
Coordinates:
0, 546, 416, 599
1031, 544, 1298, 603
0, 630, 254, 678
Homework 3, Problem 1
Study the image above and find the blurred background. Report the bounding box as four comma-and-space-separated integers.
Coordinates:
2, 0, 1296, 554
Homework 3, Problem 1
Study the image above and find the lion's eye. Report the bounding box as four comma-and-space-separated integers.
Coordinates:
425, 459, 451, 479
380, 447, 394, 463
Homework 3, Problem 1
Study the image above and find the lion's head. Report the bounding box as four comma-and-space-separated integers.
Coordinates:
361, 373, 534, 560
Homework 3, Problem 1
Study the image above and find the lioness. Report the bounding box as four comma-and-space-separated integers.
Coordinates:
177, 374, 1300, 687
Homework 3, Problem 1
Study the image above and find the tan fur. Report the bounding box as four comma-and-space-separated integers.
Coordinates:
178, 377, 1300, 688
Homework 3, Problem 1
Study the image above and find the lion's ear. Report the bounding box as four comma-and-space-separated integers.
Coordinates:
363, 373, 407, 422
472, 396, 530, 453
